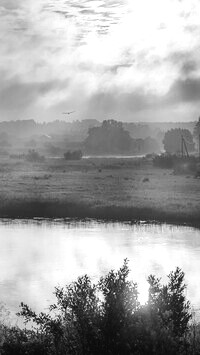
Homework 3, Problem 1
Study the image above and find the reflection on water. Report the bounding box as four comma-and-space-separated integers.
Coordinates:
0, 219, 199, 317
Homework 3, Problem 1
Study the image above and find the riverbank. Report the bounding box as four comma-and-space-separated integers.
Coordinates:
0, 157, 199, 226
0, 199, 200, 227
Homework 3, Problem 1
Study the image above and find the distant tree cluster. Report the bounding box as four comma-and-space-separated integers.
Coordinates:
44, 142, 61, 156
193, 118, 200, 142
85, 120, 132, 154
26, 150, 45, 162
163, 129, 195, 154
64, 150, 82, 160
137, 136, 160, 154
0, 119, 197, 159
0, 261, 196, 355
84, 120, 160, 155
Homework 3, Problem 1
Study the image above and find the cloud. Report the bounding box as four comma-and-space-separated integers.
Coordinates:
181, 61, 198, 76
166, 77, 200, 104
0, 76, 70, 114
1, 0, 200, 122
76, 73, 200, 122
0, 0, 19, 10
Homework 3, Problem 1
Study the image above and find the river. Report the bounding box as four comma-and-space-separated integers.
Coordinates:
0, 219, 199, 323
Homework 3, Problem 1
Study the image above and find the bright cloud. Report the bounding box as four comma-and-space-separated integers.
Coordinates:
0, 0, 200, 121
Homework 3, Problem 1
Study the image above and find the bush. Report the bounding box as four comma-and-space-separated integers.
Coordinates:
153, 154, 198, 174
26, 150, 45, 163
153, 154, 176, 168
64, 150, 82, 160
0, 261, 194, 354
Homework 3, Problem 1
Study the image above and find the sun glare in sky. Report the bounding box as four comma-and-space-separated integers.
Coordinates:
0, 0, 200, 121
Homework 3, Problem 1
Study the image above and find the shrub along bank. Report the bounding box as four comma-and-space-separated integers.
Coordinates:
1, 260, 200, 354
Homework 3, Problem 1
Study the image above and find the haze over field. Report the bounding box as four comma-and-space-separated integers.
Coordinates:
1, 0, 200, 122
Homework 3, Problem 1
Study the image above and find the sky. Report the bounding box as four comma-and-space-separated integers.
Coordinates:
0, 0, 200, 122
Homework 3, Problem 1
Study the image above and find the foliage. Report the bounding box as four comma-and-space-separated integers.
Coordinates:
44, 143, 61, 156
64, 150, 82, 160
84, 120, 133, 154
140, 268, 191, 354
193, 118, 200, 142
163, 129, 195, 154
141, 137, 160, 154
0, 261, 194, 354
26, 150, 45, 163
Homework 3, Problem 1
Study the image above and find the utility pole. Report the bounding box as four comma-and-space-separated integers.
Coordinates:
199, 134, 200, 160
183, 137, 189, 158
181, 135, 189, 158
181, 135, 183, 157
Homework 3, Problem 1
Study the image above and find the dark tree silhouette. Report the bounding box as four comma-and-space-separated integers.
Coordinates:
64, 150, 82, 160
0, 261, 193, 355
163, 128, 195, 154
84, 120, 133, 154
193, 118, 200, 142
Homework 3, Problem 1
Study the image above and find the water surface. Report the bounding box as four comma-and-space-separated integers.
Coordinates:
0, 219, 199, 320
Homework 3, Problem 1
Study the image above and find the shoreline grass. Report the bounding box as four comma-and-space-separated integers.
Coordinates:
0, 199, 200, 228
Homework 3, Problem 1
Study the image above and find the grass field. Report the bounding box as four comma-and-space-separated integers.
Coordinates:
0, 156, 199, 226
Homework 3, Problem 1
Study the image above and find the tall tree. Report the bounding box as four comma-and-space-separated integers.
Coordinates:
193, 117, 200, 142
163, 128, 195, 154
84, 120, 133, 154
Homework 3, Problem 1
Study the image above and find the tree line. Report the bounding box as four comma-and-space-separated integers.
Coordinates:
84, 119, 200, 155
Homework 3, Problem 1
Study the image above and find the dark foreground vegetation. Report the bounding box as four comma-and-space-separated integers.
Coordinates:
1, 260, 200, 355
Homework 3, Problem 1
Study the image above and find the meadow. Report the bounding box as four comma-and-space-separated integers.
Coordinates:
0, 156, 199, 225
